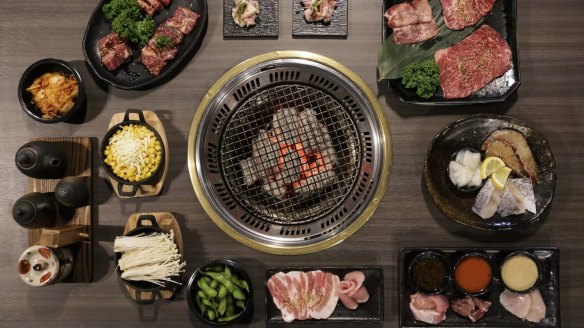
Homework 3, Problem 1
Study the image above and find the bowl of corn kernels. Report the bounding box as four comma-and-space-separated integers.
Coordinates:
101, 109, 164, 196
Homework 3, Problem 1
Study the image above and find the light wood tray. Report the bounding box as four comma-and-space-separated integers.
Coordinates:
27, 137, 92, 283
107, 110, 169, 198
122, 212, 183, 302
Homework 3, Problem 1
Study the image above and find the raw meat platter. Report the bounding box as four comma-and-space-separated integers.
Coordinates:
265, 267, 383, 324
381, 0, 520, 105
83, 0, 208, 90
399, 247, 560, 327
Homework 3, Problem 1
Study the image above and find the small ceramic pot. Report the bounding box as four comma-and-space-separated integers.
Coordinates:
55, 177, 89, 208
15, 141, 67, 179
17, 245, 73, 287
12, 192, 57, 229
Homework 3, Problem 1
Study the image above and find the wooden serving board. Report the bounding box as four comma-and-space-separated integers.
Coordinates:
122, 212, 183, 301
27, 137, 93, 283
107, 110, 169, 198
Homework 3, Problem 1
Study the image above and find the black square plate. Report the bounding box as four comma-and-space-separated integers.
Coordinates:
399, 247, 560, 327
381, 0, 520, 105
292, 0, 348, 38
266, 266, 383, 324
224, 0, 279, 38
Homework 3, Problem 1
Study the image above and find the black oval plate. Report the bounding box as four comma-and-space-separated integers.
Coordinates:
424, 115, 557, 231
83, 0, 208, 90
381, 0, 520, 105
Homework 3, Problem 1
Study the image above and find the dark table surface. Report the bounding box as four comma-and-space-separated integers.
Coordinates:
0, 1, 582, 327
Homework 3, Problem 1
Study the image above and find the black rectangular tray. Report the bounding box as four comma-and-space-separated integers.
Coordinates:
399, 247, 560, 328
223, 0, 279, 38
382, 0, 520, 105
266, 266, 383, 324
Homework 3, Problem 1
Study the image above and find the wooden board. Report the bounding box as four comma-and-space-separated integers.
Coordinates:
122, 212, 183, 302
107, 110, 169, 198
27, 137, 93, 283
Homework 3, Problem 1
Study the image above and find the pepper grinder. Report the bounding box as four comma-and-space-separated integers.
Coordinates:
55, 177, 89, 208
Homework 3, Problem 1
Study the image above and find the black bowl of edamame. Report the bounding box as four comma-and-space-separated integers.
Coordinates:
187, 259, 253, 326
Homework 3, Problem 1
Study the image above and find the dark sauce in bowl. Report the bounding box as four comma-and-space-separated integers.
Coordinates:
409, 251, 450, 294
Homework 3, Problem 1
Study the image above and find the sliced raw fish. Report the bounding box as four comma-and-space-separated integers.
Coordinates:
510, 178, 537, 214
525, 289, 546, 323
473, 180, 503, 219
500, 289, 532, 319
498, 181, 527, 217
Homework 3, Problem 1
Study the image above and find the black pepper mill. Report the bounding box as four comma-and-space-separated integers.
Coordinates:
15, 141, 67, 179
55, 177, 89, 208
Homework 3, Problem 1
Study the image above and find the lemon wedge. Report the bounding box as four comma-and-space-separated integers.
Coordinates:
491, 166, 513, 190
480, 157, 506, 179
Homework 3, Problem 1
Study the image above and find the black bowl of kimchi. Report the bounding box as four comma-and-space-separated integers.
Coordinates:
18, 58, 86, 123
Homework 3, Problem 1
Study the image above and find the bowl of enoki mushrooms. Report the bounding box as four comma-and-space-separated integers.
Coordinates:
114, 215, 185, 304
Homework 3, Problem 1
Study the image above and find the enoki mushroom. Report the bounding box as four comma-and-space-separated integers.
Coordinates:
114, 231, 186, 286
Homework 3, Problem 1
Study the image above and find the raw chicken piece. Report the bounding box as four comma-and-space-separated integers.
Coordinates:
525, 289, 546, 323
410, 293, 448, 324
473, 180, 503, 219
232, 0, 260, 28
500, 289, 532, 319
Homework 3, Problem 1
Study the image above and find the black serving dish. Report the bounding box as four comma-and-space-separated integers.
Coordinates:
83, 0, 208, 90
292, 0, 348, 38
18, 58, 86, 123
265, 266, 383, 324
424, 114, 556, 231
187, 259, 253, 326
223, 0, 278, 39
381, 0, 520, 105
399, 247, 560, 327
100, 109, 165, 197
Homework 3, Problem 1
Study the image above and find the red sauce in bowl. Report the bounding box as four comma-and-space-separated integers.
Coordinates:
454, 255, 493, 294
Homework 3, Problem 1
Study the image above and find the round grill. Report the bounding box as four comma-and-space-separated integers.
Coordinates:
188, 51, 392, 254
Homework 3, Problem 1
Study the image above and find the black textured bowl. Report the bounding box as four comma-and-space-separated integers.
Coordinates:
187, 259, 253, 327
408, 251, 451, 295
18, 58, 86, 123
500, 250, 543, 293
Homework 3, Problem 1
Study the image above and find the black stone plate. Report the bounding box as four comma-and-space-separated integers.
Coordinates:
224, 0, 278, 38
381, 0, 520, 105
83, 0, 208, 90
424, 115, 557, 231
399, 247, 560, 327
292, 0, 348, 38
265, 267, 383, 324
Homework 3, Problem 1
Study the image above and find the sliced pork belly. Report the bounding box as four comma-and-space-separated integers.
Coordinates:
435, 25, 512, 99
98, 32, 133, 71
166, 6, 200, 35
384, 0, 433, 28
336, 271, 369, 310
267, 270, 340, 322
441, 0, 496, 30
392, 21, 439, 44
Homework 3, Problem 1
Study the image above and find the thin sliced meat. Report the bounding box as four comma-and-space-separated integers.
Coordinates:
392, 21, 439, 44
500, 289, 532, 319
384, 0, 432, 27
525, 289, 546, 323
440, 0, 496, 30
434, 25, 512, 99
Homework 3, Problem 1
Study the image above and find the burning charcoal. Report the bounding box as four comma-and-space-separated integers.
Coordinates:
294, 169, 336, 195
298, 109, 327, 151
263, 177, 286, 199
252, 130, 281, 174
320, 147, 337, 168
240, 158, 260, 185
281, 150, 302, 185
272, 108, 300, 143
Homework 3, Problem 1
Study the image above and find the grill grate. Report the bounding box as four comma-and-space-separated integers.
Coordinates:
189, 52, 391, 253
221, 84, 361, 225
